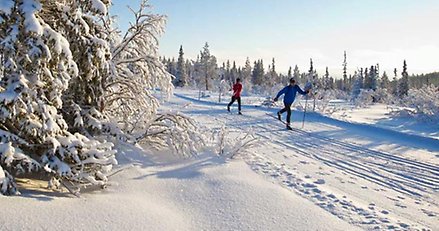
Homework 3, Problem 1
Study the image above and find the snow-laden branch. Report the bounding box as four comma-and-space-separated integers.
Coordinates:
137, 113, 205, 158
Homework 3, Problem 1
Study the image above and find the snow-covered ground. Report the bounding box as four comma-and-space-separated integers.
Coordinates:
1, 146, 357, 230
171, 89, 439, 230
330, 103, 439, 141
1, 88, 438, 230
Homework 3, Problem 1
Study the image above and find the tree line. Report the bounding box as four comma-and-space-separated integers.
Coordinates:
162, 43, 439, 99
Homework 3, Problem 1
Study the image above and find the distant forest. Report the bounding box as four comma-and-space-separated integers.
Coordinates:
410, 72, 439, 88
162, 43, 438, 100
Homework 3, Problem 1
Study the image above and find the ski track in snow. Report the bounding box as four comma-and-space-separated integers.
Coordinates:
260, 115, 439, 197
174, 92, 439, 231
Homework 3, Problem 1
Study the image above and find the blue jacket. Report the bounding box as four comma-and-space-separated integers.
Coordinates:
275, 85, 307, 104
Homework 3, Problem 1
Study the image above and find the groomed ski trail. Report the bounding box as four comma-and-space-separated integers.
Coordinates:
173, 92, 439, 230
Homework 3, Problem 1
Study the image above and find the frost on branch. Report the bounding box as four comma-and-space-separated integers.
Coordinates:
213, 126, 259, 159
0, 165, 18, 195
136, 113, 259, 160
103, 0, 173, 134
137, 113, 205, 158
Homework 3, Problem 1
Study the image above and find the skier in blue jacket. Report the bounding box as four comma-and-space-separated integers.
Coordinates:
274, 78, 310, 130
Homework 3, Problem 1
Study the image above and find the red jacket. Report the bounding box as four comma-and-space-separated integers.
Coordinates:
232, 83, 242, 97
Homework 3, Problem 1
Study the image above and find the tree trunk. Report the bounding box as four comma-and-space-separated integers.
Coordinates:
205, 75, 209, 91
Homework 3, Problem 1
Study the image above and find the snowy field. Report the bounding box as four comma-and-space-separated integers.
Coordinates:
1, 89, 438, 230
330, 103, 439, 140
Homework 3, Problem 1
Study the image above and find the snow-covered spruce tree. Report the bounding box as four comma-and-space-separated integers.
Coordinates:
231, 61, 239, 86
342, 51, 348, 91
287, 66, 292, 79
198, 42, 217, 91
293, 65, 301, 81
175, 45, 188, 87
307, 58, 320, 111
46, 0, 116, 136
380, 71, 390, 90
252, 59, 265, 86
224, 60, 231, 84
391, 68, 398, 96
351, 71, 362, 99
398, 60, 409, 98
269, 58, 278, 87
185, 59, 194, 85
164, 57, 177, 78
363, 67, 369, 89
242, 57, 253, 94
0, 0, 116, 195
323, 67, 332, 90
365, 66, 378, 91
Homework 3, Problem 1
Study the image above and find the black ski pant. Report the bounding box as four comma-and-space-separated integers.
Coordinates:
279, 102, 292, 124
228, 96, 241, 112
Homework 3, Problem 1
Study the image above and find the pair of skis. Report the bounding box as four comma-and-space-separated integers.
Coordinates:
266, 113, 293, 130
227, 110, 242, 115
266, 113, 303, 131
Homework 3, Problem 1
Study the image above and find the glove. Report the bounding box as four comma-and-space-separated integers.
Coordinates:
273, 98, 278, 102
305, 90, 310, 94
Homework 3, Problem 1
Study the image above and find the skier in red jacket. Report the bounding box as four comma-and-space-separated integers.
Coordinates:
227, 78, 243, 114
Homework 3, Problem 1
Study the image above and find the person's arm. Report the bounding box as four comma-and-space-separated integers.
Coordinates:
232, 84, 236, 92
237, 84, 242, 95
274, 87, 287, 101
296, 85, 308, 95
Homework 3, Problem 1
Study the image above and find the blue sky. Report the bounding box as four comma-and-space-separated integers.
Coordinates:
111, 0, 439, 77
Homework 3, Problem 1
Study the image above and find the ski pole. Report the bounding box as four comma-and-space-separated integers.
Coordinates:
302, 95, 308, 129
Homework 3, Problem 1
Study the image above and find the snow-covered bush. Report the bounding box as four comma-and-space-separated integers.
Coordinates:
135, 113, 258, 160
137, 113, 206, 158
353, 89, 374, 107
300, 89, 349, 114
213, 126, 258, 159
400, 85, 439, 122
371, 88, 393, 104
217, 79, 231, 102
352, 88, 396, 108
0, 0, 116, 195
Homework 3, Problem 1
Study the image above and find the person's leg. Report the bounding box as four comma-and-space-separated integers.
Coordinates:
227, 96, 236, 111
237, 97, 241, 112
277, 103, 288, 120
277, 111, 282, 120
286, 103, 292, 124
